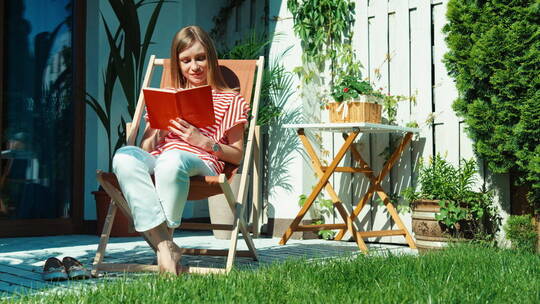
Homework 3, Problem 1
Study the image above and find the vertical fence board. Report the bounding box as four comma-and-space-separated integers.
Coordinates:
388, 0, 414, 243
348, 0, 374, 236
366, 0, 393, 243
432, 2, 460, 166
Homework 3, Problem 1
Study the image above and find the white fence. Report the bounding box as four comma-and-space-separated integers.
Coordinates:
315, 0, 511, 243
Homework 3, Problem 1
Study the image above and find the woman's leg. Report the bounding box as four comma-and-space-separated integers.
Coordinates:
112, 146, 166, 232
112, 146, 180, 274
144, 222, 182, 274
153, 149, 216, 229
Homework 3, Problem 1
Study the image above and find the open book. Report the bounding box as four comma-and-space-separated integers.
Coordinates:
142, 85, 215, 130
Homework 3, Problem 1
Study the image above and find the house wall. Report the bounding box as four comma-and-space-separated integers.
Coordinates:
265, 0, 511, 243
264, 0, 311, 234
84, 0, 227, 221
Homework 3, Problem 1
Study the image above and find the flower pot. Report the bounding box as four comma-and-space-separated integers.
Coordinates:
411, 199, 448, 251
328, 96, 382, 123
93, 190, 139, 237
208, 174, 242, 240
411, 199, 473, 251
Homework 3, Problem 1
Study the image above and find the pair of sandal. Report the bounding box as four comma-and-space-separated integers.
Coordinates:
42, 257, 91, 281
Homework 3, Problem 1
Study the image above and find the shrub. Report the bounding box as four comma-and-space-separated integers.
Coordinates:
443, 0, 540, 212
504, 215, 537, 253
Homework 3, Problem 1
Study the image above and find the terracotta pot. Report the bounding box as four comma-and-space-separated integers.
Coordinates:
93, 190, 139, 237
411, 199, 447, 251
411, 199, 473, 251
328, 96, 382, 123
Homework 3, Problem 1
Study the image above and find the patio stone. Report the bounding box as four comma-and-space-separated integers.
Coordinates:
0, 231, 417, 297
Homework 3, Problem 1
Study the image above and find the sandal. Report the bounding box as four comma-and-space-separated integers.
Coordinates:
62, 257, 91, 280
42, 257, 68, 281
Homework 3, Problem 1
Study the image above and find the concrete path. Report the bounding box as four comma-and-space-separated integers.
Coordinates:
0, 231, 417, 298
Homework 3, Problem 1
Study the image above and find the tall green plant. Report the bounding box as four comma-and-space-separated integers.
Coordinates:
443, 0, 540, 212
86, 0, 166, 171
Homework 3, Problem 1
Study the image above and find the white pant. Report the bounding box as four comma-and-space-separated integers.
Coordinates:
112, 146, 216, 232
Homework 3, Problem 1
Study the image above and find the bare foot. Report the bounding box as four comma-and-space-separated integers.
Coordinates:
157, 240, 182, 275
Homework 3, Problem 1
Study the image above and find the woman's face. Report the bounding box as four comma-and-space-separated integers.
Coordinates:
178, 41, 208, 87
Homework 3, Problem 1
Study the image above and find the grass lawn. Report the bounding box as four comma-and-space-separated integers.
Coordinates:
3, 244, 539, 303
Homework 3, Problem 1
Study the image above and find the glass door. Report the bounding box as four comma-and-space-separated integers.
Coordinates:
0, 0, 85, 236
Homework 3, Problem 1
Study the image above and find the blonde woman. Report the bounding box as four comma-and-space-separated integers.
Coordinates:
112, 26, 249, 275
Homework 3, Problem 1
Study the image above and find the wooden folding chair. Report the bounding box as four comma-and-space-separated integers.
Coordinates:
92, 55, 264, 275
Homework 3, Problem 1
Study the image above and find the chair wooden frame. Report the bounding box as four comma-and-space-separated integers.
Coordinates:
92, 55, 264, 275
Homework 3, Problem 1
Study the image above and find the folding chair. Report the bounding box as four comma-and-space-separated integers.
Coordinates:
92, 55, 264, 275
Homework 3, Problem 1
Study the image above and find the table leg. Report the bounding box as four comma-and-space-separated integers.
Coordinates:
297, 130, 358, 242
374, 186, 417, 249
279, 131, 360, 246
338, 132, 416, 249
334, 133, 377, 241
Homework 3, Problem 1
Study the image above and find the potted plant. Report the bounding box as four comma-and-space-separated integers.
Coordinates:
327, 75, 383, 123
402, 154, 500, 250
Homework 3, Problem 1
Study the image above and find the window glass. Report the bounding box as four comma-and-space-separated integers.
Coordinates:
1, 0, 74, 220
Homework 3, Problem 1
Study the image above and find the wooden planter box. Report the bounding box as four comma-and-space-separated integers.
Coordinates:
328, 100, 382, 123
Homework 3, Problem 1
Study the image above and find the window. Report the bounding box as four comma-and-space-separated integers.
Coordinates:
0, 0, 84, 236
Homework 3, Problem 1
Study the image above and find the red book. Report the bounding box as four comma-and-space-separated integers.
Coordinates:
142, 85, 215, 130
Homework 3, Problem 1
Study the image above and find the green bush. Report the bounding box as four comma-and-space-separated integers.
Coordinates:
504, 215, 538, 253
443, 0, 540, 212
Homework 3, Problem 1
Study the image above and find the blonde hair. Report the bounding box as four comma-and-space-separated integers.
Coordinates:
170, 26, 229, 91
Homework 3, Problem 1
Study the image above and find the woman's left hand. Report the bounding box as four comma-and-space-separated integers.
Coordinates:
168, 118, 211, 149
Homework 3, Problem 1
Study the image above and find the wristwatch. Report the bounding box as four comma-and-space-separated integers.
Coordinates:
211, 141, 220, 154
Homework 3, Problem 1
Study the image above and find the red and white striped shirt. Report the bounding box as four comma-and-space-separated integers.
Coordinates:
149, 90, 249, 174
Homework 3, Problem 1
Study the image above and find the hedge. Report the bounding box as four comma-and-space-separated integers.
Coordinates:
443, 0, 540, 211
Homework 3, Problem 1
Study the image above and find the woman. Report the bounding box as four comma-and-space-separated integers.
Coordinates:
112, 26, 249, 275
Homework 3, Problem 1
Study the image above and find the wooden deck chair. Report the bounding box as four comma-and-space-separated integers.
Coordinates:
92, 55, 264, 275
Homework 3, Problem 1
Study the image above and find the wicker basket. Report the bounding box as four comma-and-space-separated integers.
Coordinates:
328, 100, 382, 123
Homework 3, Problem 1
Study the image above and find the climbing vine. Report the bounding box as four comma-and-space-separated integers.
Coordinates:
287, 0, 359, 85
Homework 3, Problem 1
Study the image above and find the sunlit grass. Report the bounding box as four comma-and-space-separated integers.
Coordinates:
4, 244, 539, 303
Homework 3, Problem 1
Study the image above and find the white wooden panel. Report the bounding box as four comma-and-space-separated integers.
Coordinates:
366, 1, 393, 243
350, 0, 373, 235
432, 2, 460, 166
355, 0, 370, 77
388, 0, 414, 244
409, 1, 433, 177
